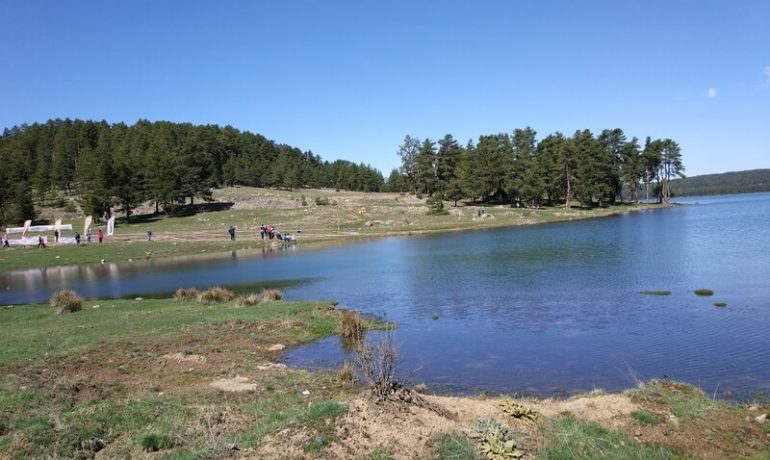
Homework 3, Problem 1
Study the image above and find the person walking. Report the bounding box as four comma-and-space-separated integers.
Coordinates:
54, 229, 59, 242
86, 229, 92, 243
146, 227, 153, 241
74, 232, 81, 245
228, 225, 236, 241
97, 228, 104, 243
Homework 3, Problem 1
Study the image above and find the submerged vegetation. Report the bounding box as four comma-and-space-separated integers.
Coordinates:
640, 290, 672, 296
694, 288, 714, 296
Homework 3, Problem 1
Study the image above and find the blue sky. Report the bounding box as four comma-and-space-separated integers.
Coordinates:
2, 1, 768, 176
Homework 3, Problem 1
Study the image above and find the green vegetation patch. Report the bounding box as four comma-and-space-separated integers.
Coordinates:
428, 431, 482, 460
713, 302, 727, 307
640, 290, 672, 296
631, 410, 660, 426
694, 288, 714, 296
627, 380, 722, 422
536, 414, 680, 459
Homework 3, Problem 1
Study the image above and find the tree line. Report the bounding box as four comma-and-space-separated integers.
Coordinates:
386, 128, 684, 208
0, 119, 385, 224
670, 169, 770, 197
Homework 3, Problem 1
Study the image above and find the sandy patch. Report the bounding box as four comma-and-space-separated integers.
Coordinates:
163, 352, 207, 364
532, 392, 638, 428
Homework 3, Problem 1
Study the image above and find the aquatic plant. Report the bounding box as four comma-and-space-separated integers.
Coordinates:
50, 289, 84, 314
713, 302, 727, 307
694, 289, 714, 296
640, 290, 672, 296
339, 309, 365, 342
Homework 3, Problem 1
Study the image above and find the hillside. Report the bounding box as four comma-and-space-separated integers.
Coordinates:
671, 168, 770, 197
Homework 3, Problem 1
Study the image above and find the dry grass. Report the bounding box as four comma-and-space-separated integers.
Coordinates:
173, 287, 199, 301
49, 289, 84, 314
235, 293, 260, 307
339, 309, 365, 342
199, 287, 234, 304
336, 361, 355, 383
261, 288, 282, 302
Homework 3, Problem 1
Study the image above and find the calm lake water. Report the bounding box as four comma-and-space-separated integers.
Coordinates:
2, 193, 770, 398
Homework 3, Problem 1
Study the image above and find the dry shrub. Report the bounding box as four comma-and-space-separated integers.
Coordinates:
50, 289, 84, 314
354, 332, 399, 402
199, 286, 234, 304
235, 293, 260, 307
336, 361, 355, 383
173, 287, 199, 301
339, 309, 365, 342
261, 288, 282, 302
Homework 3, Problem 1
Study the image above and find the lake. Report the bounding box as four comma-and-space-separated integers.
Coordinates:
2, 193, 770, 398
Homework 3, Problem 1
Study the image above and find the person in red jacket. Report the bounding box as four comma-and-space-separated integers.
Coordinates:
97, 228, 104, 243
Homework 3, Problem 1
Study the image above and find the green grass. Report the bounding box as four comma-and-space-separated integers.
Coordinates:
628, 380, 722, 422
0, 298, 337, 366
536, 415, 681, 460
631, 410, 661, 426
694, 288, 714, 296
428, 431, 482, 460
640, 290, 672, 296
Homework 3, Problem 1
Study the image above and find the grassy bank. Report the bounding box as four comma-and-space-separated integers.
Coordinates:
1, 294, 768, 459
1, 187, 663, 272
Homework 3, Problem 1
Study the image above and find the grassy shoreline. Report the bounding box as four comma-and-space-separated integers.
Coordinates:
1, 294, 768, 459
0, 187, 667, 272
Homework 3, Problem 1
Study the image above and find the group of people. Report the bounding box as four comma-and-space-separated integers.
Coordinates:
258, 224, 297, 242
2, 227, 106, 249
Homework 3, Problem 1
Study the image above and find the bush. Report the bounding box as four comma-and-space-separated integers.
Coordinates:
315, 196, 330, 206
339, 309, 365, 342
261, 288, 282, 302
235, 293, 260, 307
198, 287, 234, 304
172, 287, 199, 301
50, 290, 84, 314
355, 332, 398, 402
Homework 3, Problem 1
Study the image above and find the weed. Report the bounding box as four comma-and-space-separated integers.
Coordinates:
694, 288, 714, 296
235, 293, 260, 307
537, 414, 679, 459
339, 309, 365, 342
141, 433, 175, 452
50, 289, 84, 314
173, 287, 199, 301
199, 286, 234, 304
499, 399, 538, 420
336, 361, 355, 383
304, 434, 329, 453
368, 448, 397, 460
261, 288, 283, 302
628, 380, 719, 421
631, 410, 660, 426
428, 431, 482, 460
640, 290, 672, 296
301, 400, 347, 423
355, 332, 399, 402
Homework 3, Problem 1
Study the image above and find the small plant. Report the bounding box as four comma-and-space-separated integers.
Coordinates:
694, 288, 714, 296
466, 418, 524, 459
198, 286, 234, 304
141, 433, 174, 452
640, 290, 671, 296
172, 287, 199, 301
315, 196, 330, 206
631, 410, 660, 426
261, 288, 282, 302
713, 302, 727, 307
50, 289, 84, 314
235, 293, 260, 307
336, 361, 355, 382
426, 192, 446, 215
339, 309, 365, 342
498, 399, 537, 420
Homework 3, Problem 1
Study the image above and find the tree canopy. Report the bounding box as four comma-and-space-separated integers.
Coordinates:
0, 119, 384, 224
